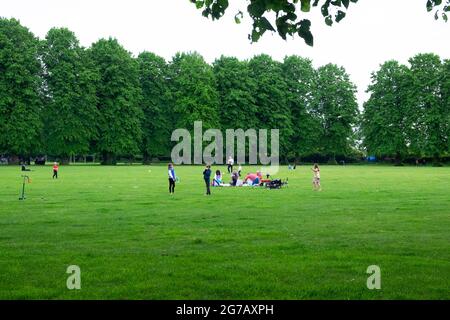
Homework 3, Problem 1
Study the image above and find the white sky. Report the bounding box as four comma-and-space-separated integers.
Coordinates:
2, 0, 450, 105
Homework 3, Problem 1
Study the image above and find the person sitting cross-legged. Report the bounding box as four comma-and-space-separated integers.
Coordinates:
212, 170, 222, 187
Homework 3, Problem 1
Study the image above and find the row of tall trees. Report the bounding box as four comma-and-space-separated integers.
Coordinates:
1, 18, 449, 164
362, 54, 450, 164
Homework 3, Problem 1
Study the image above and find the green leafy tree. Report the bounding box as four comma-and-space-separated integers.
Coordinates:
282, 55, 320, 160
191, 1, 448, 44
137, 52, 172, 163
248, 54, 293, 158
169, 52, 220, 130
407, 53, 447, 164
314, 63, 359, 162
213, 56, 258, 130
362, 60, 410, 163
442, 59, 450, 154
0, 18, 43, 159
41, 27, 99, 162
89, 38, 143, 164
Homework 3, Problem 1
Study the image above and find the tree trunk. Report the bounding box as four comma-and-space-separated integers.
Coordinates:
328, 154, 338, 165
394, 152, 403, 166
101, 152, 116, 165
60, 156, 70, 165
432, 153, 443, 167
9, 155, 20, 165
143, 151, 151, 165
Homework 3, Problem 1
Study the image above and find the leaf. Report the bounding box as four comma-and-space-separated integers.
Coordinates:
234, 11, 243, 24
331, 0, 342, 7
251, 29, 261, 42
247, 1, 266, 18
325, 15, 333, 26
298, 19, 314, 46
321, 0, 331, 16
195, 1, 204, 9
259, 17, 276, 32
300, 0, 311, 12
336, 10, 346, 22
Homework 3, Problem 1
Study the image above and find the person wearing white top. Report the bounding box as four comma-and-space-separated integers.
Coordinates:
227, 156, 234, 174
168, 163, 176, 194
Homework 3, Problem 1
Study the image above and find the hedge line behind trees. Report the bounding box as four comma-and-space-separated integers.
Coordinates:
1, 18, 449, 165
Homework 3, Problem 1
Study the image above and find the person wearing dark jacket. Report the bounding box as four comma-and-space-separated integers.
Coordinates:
21, 162, 31, 171
168, 163, 176, 194
203, 165, 212, 195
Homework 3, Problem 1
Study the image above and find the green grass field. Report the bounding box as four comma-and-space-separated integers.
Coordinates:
0, 164, 449, 299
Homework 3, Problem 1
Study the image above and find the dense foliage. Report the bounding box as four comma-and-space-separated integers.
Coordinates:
1, 18, 449, 164
362, 54, 450, 165
0, 19, 43, 157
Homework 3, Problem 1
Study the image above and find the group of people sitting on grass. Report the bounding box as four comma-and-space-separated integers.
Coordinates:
211, 169, 266, 187
167, 162, 321, 195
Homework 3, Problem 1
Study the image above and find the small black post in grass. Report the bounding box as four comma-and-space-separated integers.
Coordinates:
19, 175, 31, 200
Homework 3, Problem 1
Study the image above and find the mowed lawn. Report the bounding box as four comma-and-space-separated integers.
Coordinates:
0, 164, 449, 300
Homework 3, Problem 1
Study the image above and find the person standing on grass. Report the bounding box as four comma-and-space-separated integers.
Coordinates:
311, 163, 321, 191
168, 163, 176, 194
227, 156, 234, 174
52, 162, 59, 179
203, 164, 212, 195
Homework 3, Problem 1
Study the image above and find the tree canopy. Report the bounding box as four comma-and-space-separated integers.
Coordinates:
41, 27, 99, 161
362, 54, 450, 164
0, 18, 43, 157
89, 38, 143, 164
138, 52, 172, 162
1, 18, 449, 165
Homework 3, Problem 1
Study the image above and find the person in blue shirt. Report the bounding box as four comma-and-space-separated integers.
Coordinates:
203, 165, 212, 195
168, 163, 176, 194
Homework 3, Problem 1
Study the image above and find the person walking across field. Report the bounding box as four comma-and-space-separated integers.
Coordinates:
227, 156, 234, 174
203, 164, 212, 195
168, 163, 176, 194
52, 162, 59, 179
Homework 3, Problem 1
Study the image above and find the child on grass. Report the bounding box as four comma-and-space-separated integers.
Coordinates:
52, 162, 59, 179
311, 163, 321, 191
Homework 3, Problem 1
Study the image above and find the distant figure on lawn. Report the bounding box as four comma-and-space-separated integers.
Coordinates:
168, 163, 176, 194
52, 162, 59, 179
21, 162, 31, 171
203, 165, 212, 195
244, 171, 262, 186
311, 163, 321, 191
227, 156, 234, 174
231, 170, 239, 186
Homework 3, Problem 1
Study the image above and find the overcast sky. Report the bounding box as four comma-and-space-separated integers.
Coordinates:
3, 0, 450, 104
